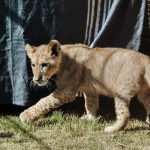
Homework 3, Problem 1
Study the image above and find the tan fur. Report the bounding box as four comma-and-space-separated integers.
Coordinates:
20, 40, 150, 133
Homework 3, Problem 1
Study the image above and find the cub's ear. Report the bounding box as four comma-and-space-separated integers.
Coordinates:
48, 40, 61, 56
25, 44, 36, 58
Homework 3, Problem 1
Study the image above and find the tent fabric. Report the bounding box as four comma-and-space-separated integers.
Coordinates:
0, 0, 146, 106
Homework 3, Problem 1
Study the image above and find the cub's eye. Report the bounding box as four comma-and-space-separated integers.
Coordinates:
31, 64, 35, 67
41, 63, 49, 68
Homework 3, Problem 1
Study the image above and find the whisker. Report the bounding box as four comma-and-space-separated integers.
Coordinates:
48, 81, 55, 88
30, 80, 39, 91
29, 80, 33, 88
29, 82, 32, 90
46, 84, 51, 91
27, 77, 33, 82
50, 78, 57, 82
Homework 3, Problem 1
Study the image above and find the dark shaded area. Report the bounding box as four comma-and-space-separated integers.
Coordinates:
0, 105, 28, 116
139, 0, 150, 55
0, 131, 14, 138
58, 96, 146, 121
58, 0, 87, 44
0, 96, 146, 123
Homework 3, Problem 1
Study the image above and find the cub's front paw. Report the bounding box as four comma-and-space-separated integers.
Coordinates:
19, 109, 37, 123
104, 125, 123, 133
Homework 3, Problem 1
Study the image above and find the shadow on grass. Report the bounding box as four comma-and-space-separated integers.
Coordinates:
0, 131, 14, 138
125, 126, 149, 132
4, 116, 51, 150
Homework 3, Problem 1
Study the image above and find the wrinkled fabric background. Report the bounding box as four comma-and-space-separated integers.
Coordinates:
0, 0, 146, 106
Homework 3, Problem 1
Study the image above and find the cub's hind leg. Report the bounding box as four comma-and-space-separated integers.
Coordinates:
83, 93, 99, 120
104, 96, 130, 133
104, 62, 142, 133
138, 87, 150, 127
104, 82, 139, 133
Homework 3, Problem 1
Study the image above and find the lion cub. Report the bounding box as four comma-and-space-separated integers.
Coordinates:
20, 40, 150, 133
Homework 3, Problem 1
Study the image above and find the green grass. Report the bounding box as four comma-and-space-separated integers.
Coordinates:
0, 111, 149, 150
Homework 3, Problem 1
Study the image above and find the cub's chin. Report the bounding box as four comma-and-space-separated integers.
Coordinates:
33, 80, 48, 87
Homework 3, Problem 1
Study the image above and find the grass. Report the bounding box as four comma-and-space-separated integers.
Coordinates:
0, 110, 149, 150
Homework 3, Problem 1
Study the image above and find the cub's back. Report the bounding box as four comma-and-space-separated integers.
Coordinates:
82, 47, 149, 94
